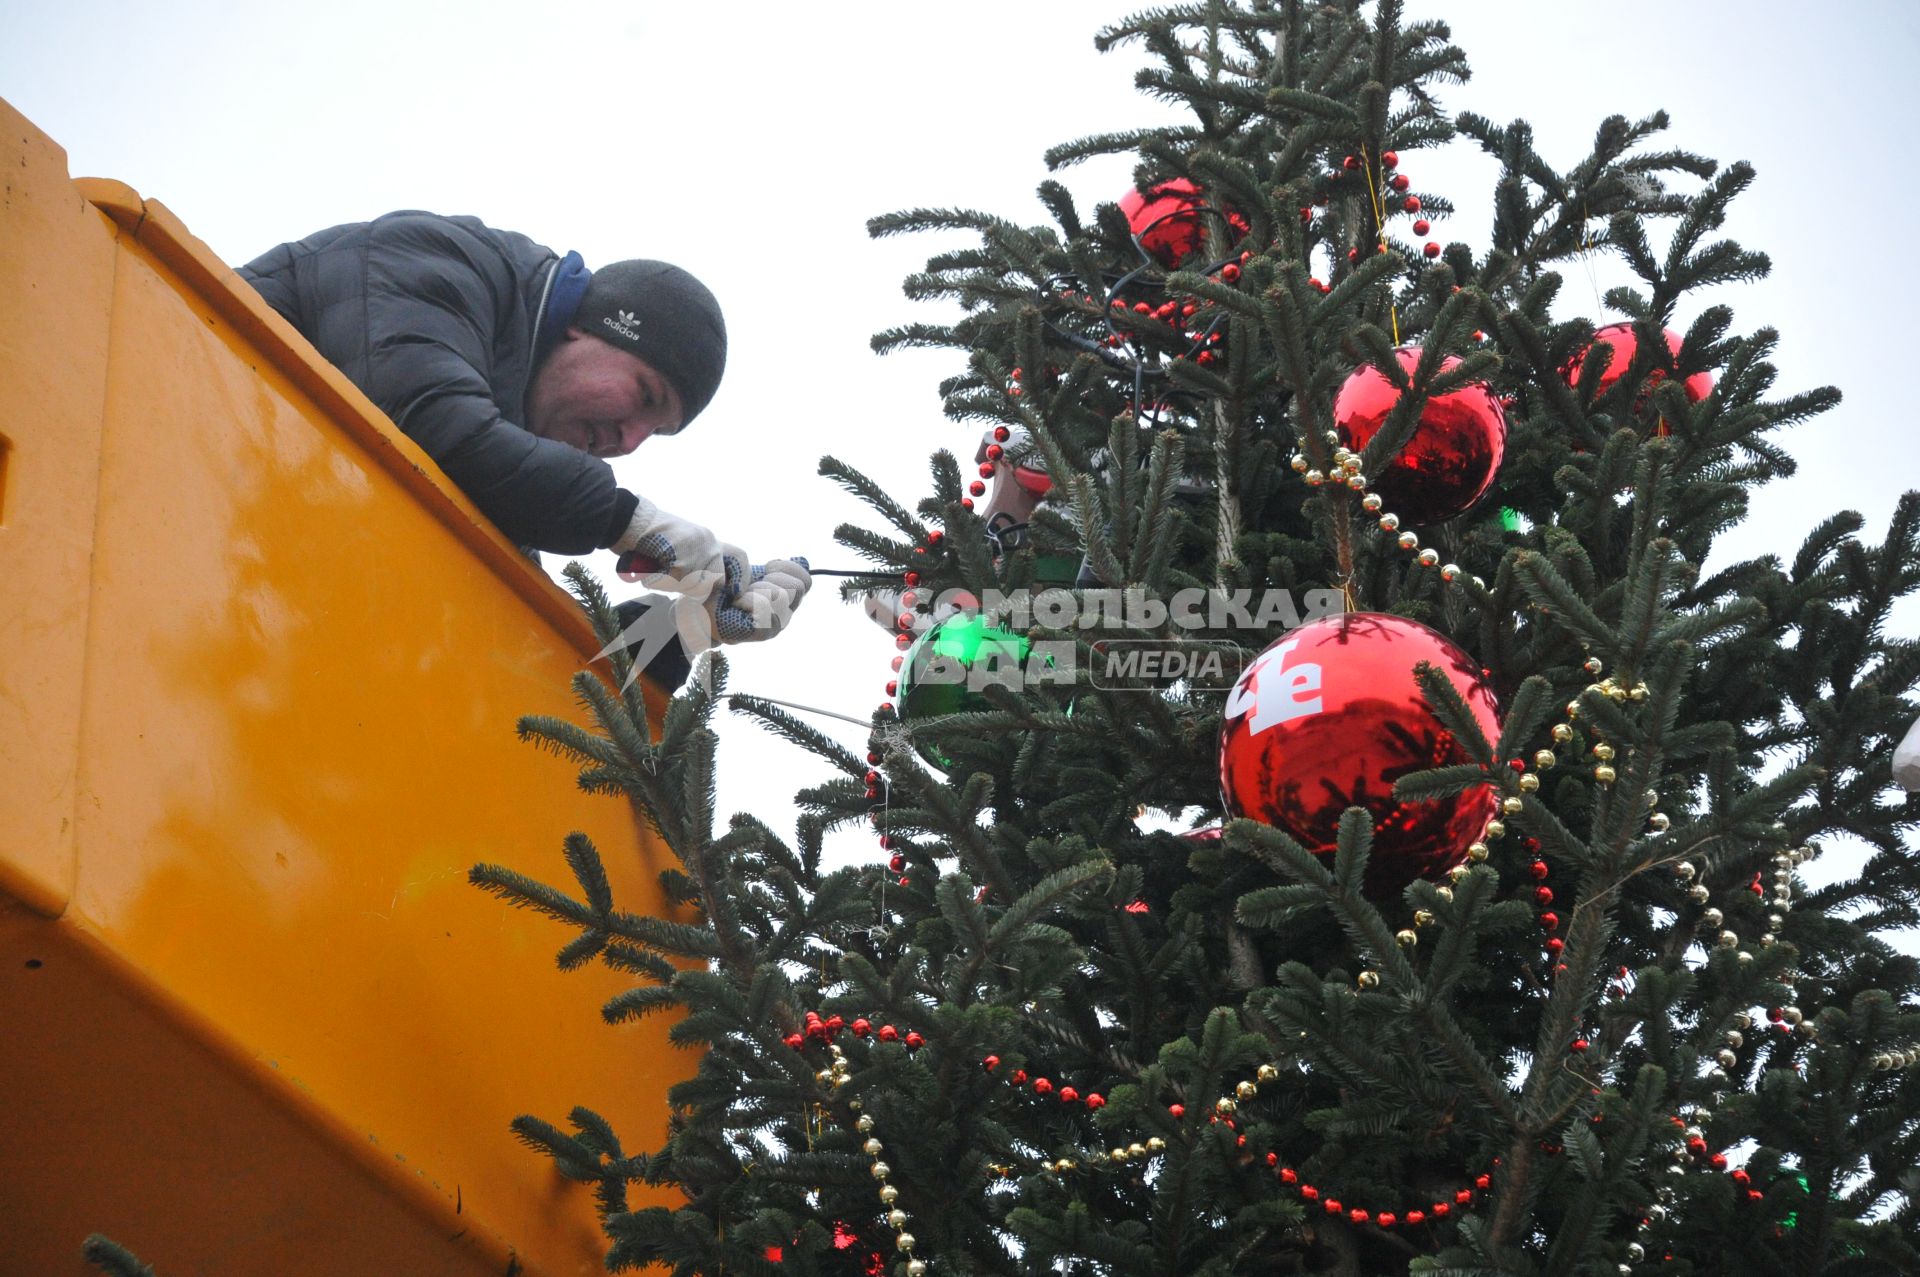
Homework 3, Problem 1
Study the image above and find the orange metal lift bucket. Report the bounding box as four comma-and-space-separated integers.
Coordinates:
0, 97, 688, 1275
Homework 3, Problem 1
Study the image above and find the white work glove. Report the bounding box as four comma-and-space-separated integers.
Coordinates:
671, 556, 813, 656
612, 495, 726, 590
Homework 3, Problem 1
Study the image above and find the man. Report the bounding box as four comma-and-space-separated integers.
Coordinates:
238, 210, 808, 687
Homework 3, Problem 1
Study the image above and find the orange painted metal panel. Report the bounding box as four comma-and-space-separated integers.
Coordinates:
0, 899, 530, 1277
0, 98, 119, 918
0, 99, 684, 1275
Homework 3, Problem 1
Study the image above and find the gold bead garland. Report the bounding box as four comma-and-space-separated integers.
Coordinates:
953, 1039, 1499, 1228
841, 1054, 928, 1275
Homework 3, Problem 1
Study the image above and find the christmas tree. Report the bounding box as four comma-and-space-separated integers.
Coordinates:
472, 2, 1920, 1273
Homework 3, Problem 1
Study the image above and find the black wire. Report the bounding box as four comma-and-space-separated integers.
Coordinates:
1034, 199, 1243, 432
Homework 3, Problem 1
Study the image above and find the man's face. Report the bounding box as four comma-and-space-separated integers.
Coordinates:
525, 327, 685, 457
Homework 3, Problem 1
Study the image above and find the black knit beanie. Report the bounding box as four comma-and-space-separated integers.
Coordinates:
575, 260, 727, 430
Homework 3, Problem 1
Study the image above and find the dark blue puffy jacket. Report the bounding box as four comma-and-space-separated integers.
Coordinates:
239, 211, 639, 555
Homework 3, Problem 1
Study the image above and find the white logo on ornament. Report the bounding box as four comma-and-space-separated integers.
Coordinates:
1224, 639, 1324, 734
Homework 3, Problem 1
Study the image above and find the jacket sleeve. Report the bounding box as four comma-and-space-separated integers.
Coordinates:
357, 214, 630, 555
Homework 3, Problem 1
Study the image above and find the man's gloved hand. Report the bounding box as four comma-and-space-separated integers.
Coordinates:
670, 556, 812, 655
612, 494, 726, 588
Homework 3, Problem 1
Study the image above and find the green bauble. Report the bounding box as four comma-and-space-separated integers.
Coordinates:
896, 614, 1033, 766
898, 614, 1031, 720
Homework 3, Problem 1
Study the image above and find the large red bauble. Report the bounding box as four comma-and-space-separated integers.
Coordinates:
1120, 178, 1249, 267
1564, 322, 1713, 404
1334, 347, 1506, 525
1219, 613, 1500, 896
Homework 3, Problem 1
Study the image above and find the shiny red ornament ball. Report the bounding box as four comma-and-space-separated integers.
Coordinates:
1169, 1103, 1185, 1118
1412, 218, 1430, 235
1382, 150, 1399, 168
984, 1054, 999, 1070
1333, 347, 1507, 524
1118, 178, 1249, 267
1220, 613, 1501, 895
878, 1024, 899, 1042
1059, 1086, 1079, 1103
905, 1031, 924, 1049
1033, 1077, 1052, 1095
853, 1018, 872, 1036
1390, 174, 1410, 192
1423, 241, 1441, 258
1221, 262, 1242, 282
1342, 154, 1359, 170
1086, 1093, 1105, 1108
1564, 322, 1713, 405
784, 1033, 804, 1049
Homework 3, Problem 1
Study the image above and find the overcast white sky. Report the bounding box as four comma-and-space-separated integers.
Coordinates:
5, 1, 1914, 892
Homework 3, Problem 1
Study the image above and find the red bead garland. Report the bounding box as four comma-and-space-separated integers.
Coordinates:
1272, 1158, 1494, 1228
